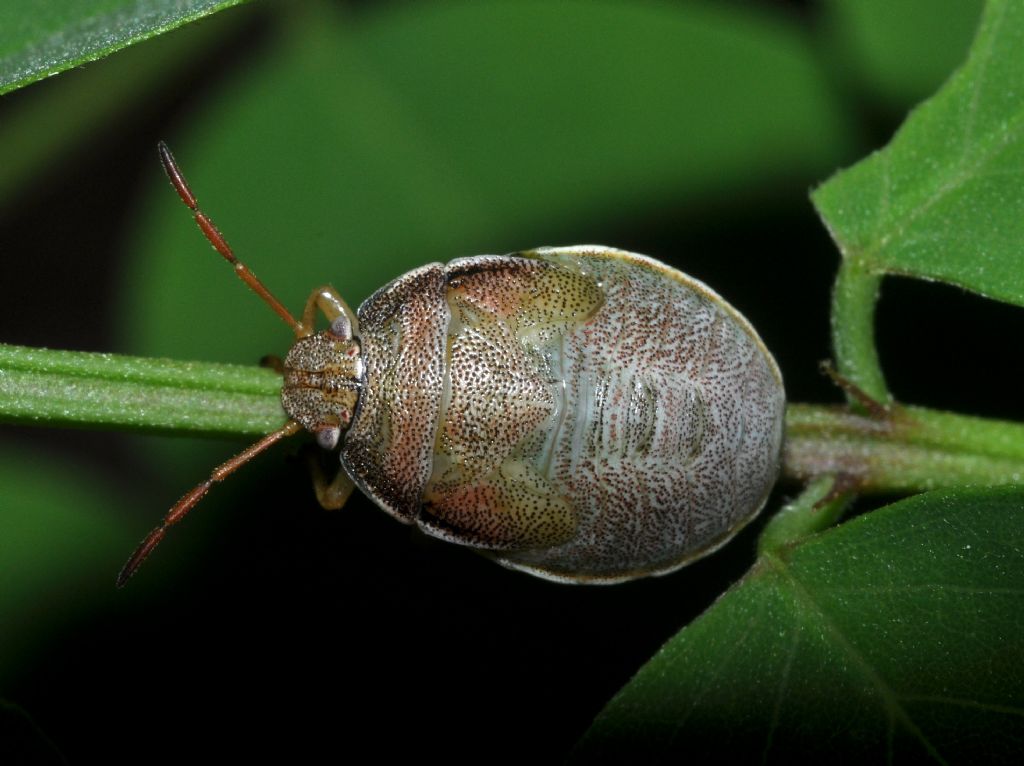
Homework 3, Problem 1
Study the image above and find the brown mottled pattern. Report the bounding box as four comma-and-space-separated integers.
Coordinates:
280, 334, 362, 434
340, 264, 448, 521
339, 247, 783, 582
421, 256, 602, 547
487, 247, 785, 581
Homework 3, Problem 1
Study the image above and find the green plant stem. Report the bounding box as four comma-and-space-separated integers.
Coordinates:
757, 476, 852, 556
830, 257, 890, 405
5, 343, 1024, 493
0, 343, 285, 436
784, 402, 1024, 490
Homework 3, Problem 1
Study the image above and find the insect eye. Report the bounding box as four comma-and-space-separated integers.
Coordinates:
316, 426, 341, 450
329, 315, 352, 340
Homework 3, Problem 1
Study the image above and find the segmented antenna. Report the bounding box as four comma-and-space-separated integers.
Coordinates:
117, 421, 302, 587
118, 144, 309, 587
157, 141, 303, 334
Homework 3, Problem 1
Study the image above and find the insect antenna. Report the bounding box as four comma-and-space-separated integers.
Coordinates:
157, 141, 304, 335
117, 420, 302, 588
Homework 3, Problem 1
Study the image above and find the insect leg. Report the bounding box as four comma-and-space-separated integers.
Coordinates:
298, 285, 359, 339
305, 445, 356, 510
259, 354, 285, 374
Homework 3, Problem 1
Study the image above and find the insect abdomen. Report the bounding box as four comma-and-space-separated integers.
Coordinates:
493, 247, 784, 582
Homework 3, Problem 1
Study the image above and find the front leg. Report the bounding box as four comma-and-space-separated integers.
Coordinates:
298, 285, 359, 339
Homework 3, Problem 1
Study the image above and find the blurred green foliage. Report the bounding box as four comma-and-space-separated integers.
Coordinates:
3, 1, 1013, 763
119, 0, 852, 365
822, 0, 985, 107
0, 448, 132, 680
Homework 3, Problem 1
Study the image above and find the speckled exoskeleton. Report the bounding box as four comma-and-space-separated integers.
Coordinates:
118, 145, 785, 587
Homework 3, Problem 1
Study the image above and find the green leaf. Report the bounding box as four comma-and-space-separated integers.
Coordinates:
121, 0, 852, 365
816, 0, 1023, 300
822, 0, 983, 109
574, 486, 1024, 763
0, 7, 236, 204
813, 0, 1024, 400
0, 0, 248, 95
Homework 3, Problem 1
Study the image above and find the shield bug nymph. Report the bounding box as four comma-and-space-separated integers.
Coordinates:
117, 143, 785, 587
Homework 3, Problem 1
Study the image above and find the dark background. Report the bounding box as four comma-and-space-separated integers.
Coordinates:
0, 1, 1010, 763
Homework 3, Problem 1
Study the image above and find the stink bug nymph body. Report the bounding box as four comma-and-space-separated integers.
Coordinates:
118, 144, 785, 587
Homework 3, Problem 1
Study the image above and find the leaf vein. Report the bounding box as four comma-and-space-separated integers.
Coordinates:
854, 0, 1021, 269
761, 625, 799, 764
960, 0, 1004, 167
771, 558, 950, 765
897, 694, 1024, 718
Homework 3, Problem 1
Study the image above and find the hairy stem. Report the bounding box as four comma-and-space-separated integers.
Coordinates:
4, 344, 1024, 495
0, 343, 285, 436
831, 258, 890, 406
784, 403, 1024, 491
